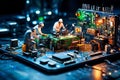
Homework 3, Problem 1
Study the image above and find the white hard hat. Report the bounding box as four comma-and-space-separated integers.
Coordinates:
38, 22, 44, 27
58, 18, 63, 22
39, 22, 44, 25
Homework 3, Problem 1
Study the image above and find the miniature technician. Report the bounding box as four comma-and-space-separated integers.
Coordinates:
33, 22, 47, 36
53, 18, 66, 33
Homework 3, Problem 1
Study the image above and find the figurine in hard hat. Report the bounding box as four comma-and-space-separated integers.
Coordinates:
53, 18, 66, 33
33, 22, 47, 36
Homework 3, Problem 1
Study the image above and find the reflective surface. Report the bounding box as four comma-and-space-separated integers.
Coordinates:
1, 52, 120, 80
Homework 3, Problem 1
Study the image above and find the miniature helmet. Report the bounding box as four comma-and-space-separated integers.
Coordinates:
58, 18, 63, 22
39, 22, 44, 27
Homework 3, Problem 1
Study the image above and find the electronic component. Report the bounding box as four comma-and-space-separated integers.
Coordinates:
31, 50, 38, 57
67, 52, 76, 58
40, 59, 49, 65
48, 61, 56, 67
23, 52, 31, 56
63, 60, 76, 65
52, 53, 71, 63
10, 39, 18, 47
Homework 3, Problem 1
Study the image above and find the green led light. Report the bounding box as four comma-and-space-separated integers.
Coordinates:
38, 17, 44, 21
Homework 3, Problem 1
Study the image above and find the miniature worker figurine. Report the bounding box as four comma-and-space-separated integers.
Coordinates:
53, 18, 66, 33
24, 28, 39, 52
33, 22, 49, 47
33, 22, 47, 36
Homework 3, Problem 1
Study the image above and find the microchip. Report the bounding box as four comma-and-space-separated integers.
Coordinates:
52, 53, 71, 63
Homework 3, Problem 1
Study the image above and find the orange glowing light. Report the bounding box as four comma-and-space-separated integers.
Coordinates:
75, 12, 80, 17
92, 66, 103, 80
98, 19, 103, 24
75, 27, 81, 33
95, 19, 103, 26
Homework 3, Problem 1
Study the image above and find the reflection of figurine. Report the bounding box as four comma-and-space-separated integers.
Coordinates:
53, 18, 66, 33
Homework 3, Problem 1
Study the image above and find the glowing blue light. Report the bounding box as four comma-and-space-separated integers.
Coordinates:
27, 17, 30, 21
26, 0, 30, 4
48, 11, 52, 15
32, 21, 37, 25
54, 9, 58, 14
0, 29, 9, 32
35, 10, 40, 14
44, 16, 47, 19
